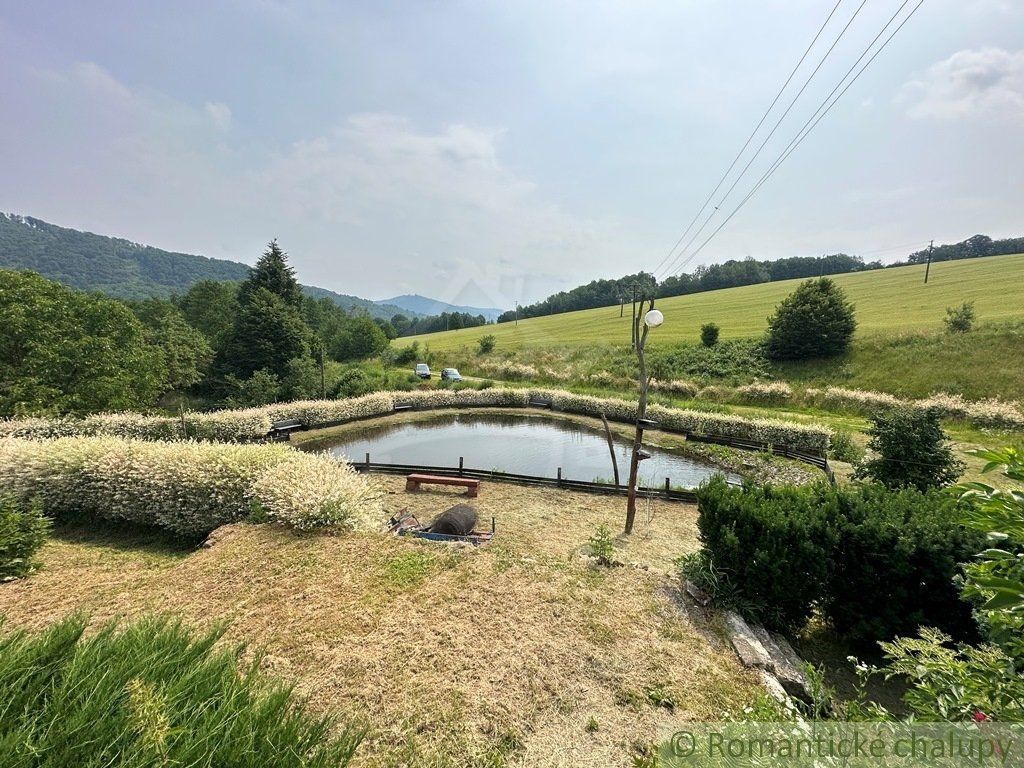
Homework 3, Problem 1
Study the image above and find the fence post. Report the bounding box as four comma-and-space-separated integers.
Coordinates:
557, 467, 562, 487
365, 452, 370, 470
459, 456, 464, 476
664, 477, 670, 493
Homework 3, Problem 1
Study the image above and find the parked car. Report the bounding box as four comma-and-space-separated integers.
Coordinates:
441, 368, 462, 381
414, 363, 431, 379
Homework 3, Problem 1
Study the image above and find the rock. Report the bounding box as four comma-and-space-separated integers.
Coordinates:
685, 579, 712, 606
723, 611, 772, 669
750, 625, 812, 703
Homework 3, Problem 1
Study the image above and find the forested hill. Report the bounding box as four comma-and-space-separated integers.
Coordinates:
0, 213, 414, 320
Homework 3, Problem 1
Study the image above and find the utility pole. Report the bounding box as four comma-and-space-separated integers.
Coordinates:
630, 284, 637, 348
318, 341, 326, 399
924, 239, 934, 284
514, 304, 518, 327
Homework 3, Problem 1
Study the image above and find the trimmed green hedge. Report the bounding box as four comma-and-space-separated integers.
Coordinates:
697, 478, 985, 644
697, 478, 837, 630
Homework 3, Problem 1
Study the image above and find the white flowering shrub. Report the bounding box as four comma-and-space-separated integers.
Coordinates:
735, 381, 793, 404
915, 393, 1024, 430
400, 388, 531, 410
816, 387, 903, 415
527, 388, 832, 454
650, 379, 700, 398
249, 452, 383, 532
0, 437, 380, 536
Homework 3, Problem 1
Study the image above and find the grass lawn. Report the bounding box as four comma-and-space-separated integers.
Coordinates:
0, 478, 760, 768
398, 254, 1024, 353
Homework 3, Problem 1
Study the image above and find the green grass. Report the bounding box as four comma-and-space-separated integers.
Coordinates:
399, 254, 1024, 352
0, 614, 362, 767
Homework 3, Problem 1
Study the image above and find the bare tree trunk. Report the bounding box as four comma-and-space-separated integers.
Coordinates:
625, 300, 652, 534
600, 412, 620, 486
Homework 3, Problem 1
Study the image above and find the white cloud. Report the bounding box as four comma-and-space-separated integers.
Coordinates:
901, 47, 1024, 122
204, 101, 232, 131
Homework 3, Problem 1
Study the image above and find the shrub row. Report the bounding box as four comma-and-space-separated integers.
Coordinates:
697, 477, 985, 645
0, 437, 382, 536
0, 388, 834, 454
805, 387, 1024, 431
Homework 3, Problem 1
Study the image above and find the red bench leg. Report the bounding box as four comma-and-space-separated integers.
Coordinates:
466, 486, 478, 498
405, 479, 418, 492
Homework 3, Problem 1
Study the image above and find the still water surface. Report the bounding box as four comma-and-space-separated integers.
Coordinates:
318, 412, 737, 488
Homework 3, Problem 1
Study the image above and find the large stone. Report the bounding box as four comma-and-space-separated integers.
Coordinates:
723, 611, 772, 669
750, 624, 811, 702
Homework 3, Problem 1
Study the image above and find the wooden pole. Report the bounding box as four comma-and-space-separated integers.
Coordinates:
625, 297, 654, 534
924, 239, 934, 284
600, 412, 620, 486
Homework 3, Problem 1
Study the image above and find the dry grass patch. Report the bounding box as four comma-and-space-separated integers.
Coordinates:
0, 479, 758, 767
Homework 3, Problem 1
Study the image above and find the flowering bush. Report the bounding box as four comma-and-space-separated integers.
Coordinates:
0, 437, 381, 536
814, 387, 903, 414
915, 393, 1024, 431
735, 381, 793, 405
527, 388, 832, 454
649, 379, 700, 398
0, 387, 833, 455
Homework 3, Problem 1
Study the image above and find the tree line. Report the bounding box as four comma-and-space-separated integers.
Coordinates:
497, 234, 1022, 323
0, 241, 396, 417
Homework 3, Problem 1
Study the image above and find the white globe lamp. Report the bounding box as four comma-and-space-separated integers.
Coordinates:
644, 309, 664, 328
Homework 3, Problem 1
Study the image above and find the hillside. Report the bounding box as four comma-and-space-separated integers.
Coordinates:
376, 293, 504, 321
398, 253, 1024, 352
0, 213, 415, 319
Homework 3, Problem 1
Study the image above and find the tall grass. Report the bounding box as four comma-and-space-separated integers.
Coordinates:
0, 614, 362, 767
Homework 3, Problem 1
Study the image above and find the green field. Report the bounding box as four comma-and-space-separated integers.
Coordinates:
400, 254, 1024, 352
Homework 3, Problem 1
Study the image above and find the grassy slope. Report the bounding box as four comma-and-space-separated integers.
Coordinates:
0, 485, 757, 768
400, 254, 1024, 352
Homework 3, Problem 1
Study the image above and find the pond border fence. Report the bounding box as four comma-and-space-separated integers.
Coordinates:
293, 399, 835, 496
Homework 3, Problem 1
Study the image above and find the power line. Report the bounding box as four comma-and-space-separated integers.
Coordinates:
673, 0, 926, 271
649, 0, 846, 278
657, 0, 873, 281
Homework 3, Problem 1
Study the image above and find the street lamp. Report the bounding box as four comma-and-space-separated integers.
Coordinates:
624, 299, 662, 534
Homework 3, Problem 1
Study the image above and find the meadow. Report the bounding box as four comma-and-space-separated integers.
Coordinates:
399, 254, 1024, 352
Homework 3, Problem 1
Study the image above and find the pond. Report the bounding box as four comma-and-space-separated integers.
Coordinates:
313, 412, 739, 488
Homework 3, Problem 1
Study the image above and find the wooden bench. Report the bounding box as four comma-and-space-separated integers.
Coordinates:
405, 473, 480, 498
268, 419, 304, 441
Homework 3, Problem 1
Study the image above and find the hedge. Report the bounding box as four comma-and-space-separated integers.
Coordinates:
0, 388, 834, 454
0, 437, 382, 536
697, 478, 986, 644
697, 477, 837, 631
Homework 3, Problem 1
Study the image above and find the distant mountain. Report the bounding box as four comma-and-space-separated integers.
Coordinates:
0, 213, 416, 320
377, 293, 504, 321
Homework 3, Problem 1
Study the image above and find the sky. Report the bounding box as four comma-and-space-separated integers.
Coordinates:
1, 1, 1022, 309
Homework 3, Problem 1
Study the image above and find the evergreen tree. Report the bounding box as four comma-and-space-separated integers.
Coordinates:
855, 406, 965, 490
238, 240, 303, 308
765, 278, 856, 360
220, 241, 309, 379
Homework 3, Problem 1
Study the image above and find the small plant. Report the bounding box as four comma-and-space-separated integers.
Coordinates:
827, 427, 864, 464
700, 322, 720, 347
0, 495, 51, 581
585, 716, 599, 733
944, 301, 976, 334
644, 682, 679, 711
587, 524, 617, 566
477, 334, 497, 355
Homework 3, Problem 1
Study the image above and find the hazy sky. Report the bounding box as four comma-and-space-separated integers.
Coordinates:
1, 1, 1022, 308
